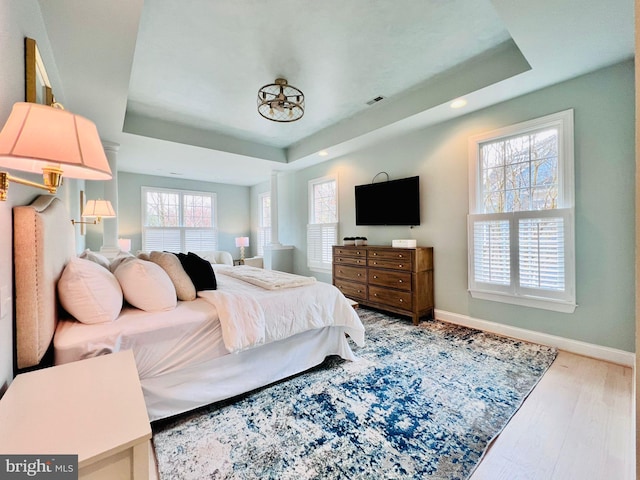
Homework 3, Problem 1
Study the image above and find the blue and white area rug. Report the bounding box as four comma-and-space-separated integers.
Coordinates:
152, 309, 557, 479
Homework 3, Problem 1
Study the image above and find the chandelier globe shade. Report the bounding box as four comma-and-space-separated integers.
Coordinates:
257, 78, 305, 122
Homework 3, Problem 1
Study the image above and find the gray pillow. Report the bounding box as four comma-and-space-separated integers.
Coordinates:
150, 251, 197, 301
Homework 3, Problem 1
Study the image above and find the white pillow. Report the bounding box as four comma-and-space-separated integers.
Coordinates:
114, 259, 177, 312
78, 249, 110, 269
58, 257, 123, 324
193, 251, 217, 264
109, 251, 136, 273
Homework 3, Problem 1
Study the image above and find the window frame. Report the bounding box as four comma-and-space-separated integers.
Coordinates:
141, 186, 218, 253
467, 109, 576, 313
257, 191, 271, 256
307, 175, 338, 273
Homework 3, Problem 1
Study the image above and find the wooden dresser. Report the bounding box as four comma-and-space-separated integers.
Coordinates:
333, 245, 434, 325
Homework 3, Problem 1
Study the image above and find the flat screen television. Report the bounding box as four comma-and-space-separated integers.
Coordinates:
355, 176, 420, 226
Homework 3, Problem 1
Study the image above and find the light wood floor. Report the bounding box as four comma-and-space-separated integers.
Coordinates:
470, 350, 634, 480
150, 350, 634, 480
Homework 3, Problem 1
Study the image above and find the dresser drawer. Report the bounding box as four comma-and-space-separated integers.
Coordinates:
334, 280, 367, 301
369, 285, 413, 310
368, 268, 412, 291
367, 257, 412, 271
334, 255, 367, 266
368, 249, 413, 262
333, 265, 367, 282
333, 247, 367, 258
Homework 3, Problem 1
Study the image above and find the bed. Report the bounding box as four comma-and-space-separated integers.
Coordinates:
13, 195, 365, 421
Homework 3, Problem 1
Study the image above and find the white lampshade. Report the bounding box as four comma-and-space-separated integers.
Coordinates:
82, 199, 115, 218
235, 236, 249, 247
118, 238, 131, 252
0, 102, 112, 180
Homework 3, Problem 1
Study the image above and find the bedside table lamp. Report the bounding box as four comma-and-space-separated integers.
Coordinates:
235, 236, 249, 263
0, 102, 112, 201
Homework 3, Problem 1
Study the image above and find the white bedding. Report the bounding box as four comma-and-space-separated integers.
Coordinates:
199, 268, 364, 353
219, 265, 316, 290
54, 268, 365, 421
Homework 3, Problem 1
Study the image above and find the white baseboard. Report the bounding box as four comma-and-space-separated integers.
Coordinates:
434, 309, 635, 367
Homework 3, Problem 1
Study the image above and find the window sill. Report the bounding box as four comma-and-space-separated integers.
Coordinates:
469, 289, 577, 313
309, 267, 332, 275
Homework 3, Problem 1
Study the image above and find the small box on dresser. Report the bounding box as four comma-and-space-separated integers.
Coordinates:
333, 245, 434, 325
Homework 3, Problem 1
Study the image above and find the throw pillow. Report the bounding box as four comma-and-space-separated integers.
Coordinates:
177, 252, 217, 291
58, 257, 123, 324
109, 250, 136, 273
78, 249, 110, 269
150, 251, 197, 301
114, 258, 177, 312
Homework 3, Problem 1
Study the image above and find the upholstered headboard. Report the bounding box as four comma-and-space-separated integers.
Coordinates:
14, 195, 75, 369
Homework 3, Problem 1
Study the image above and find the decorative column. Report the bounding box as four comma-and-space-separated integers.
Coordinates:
264, 170, 293, 272
100, 141, 120, 258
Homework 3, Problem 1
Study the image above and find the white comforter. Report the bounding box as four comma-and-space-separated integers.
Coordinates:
220, 265, 317, 290
199, 267, 365, 353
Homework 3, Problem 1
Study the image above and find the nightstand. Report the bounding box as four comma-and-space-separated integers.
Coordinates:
0, 350, 151, 479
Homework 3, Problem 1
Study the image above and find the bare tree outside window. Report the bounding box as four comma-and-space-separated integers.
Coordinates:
142, 187, 217, 252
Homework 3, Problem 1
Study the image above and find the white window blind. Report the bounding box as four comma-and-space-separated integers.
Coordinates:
471, 217, 510, 287
257, 192, 271, 256
307, 177, 338, 272
307, 223, 338, 271
468, 110, 575, 312
142, 187, 218, 253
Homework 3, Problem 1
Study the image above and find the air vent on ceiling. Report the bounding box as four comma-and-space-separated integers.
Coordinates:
366, 96, 385, 106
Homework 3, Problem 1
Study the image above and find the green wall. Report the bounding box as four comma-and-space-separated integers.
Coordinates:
88, 171, 252, 257
273, 60, 635, 352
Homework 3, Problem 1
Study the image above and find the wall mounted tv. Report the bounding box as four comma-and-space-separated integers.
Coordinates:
355, 176, 420, 226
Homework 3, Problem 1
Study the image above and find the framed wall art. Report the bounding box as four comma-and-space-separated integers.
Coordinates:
25, 37, 54, 106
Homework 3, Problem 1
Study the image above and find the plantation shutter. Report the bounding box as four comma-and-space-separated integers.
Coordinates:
185, 228, 218, 252
307, 223, 337, 271
467, 110, 575, 312
470, 217, 510, 287
142, 187, 217, 253
257, 227, 271, 256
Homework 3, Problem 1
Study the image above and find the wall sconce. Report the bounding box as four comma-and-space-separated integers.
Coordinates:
0, 102, 112, 201
72, 198, 116, 235
235, 236, 249, 263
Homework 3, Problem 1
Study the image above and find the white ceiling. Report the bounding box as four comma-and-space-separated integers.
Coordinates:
37, 0, 634, 186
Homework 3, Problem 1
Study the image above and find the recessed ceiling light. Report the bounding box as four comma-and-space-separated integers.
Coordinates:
318, 150, 329, 157
450, 98, 467, 109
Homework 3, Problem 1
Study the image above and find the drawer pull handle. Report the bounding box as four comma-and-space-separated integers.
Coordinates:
357, 273, 361, 277
356, 251, 361, 254
398, 264, 403, 268
398, 280, 403, 283
373, 275, 378, 279
399, 254, 403, 258
399, 299, 403, 303
374, 293, 378, 297
373, 253, 378, 256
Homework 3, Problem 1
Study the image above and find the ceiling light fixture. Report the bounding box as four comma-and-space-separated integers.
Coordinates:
257, 78, 305, 122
